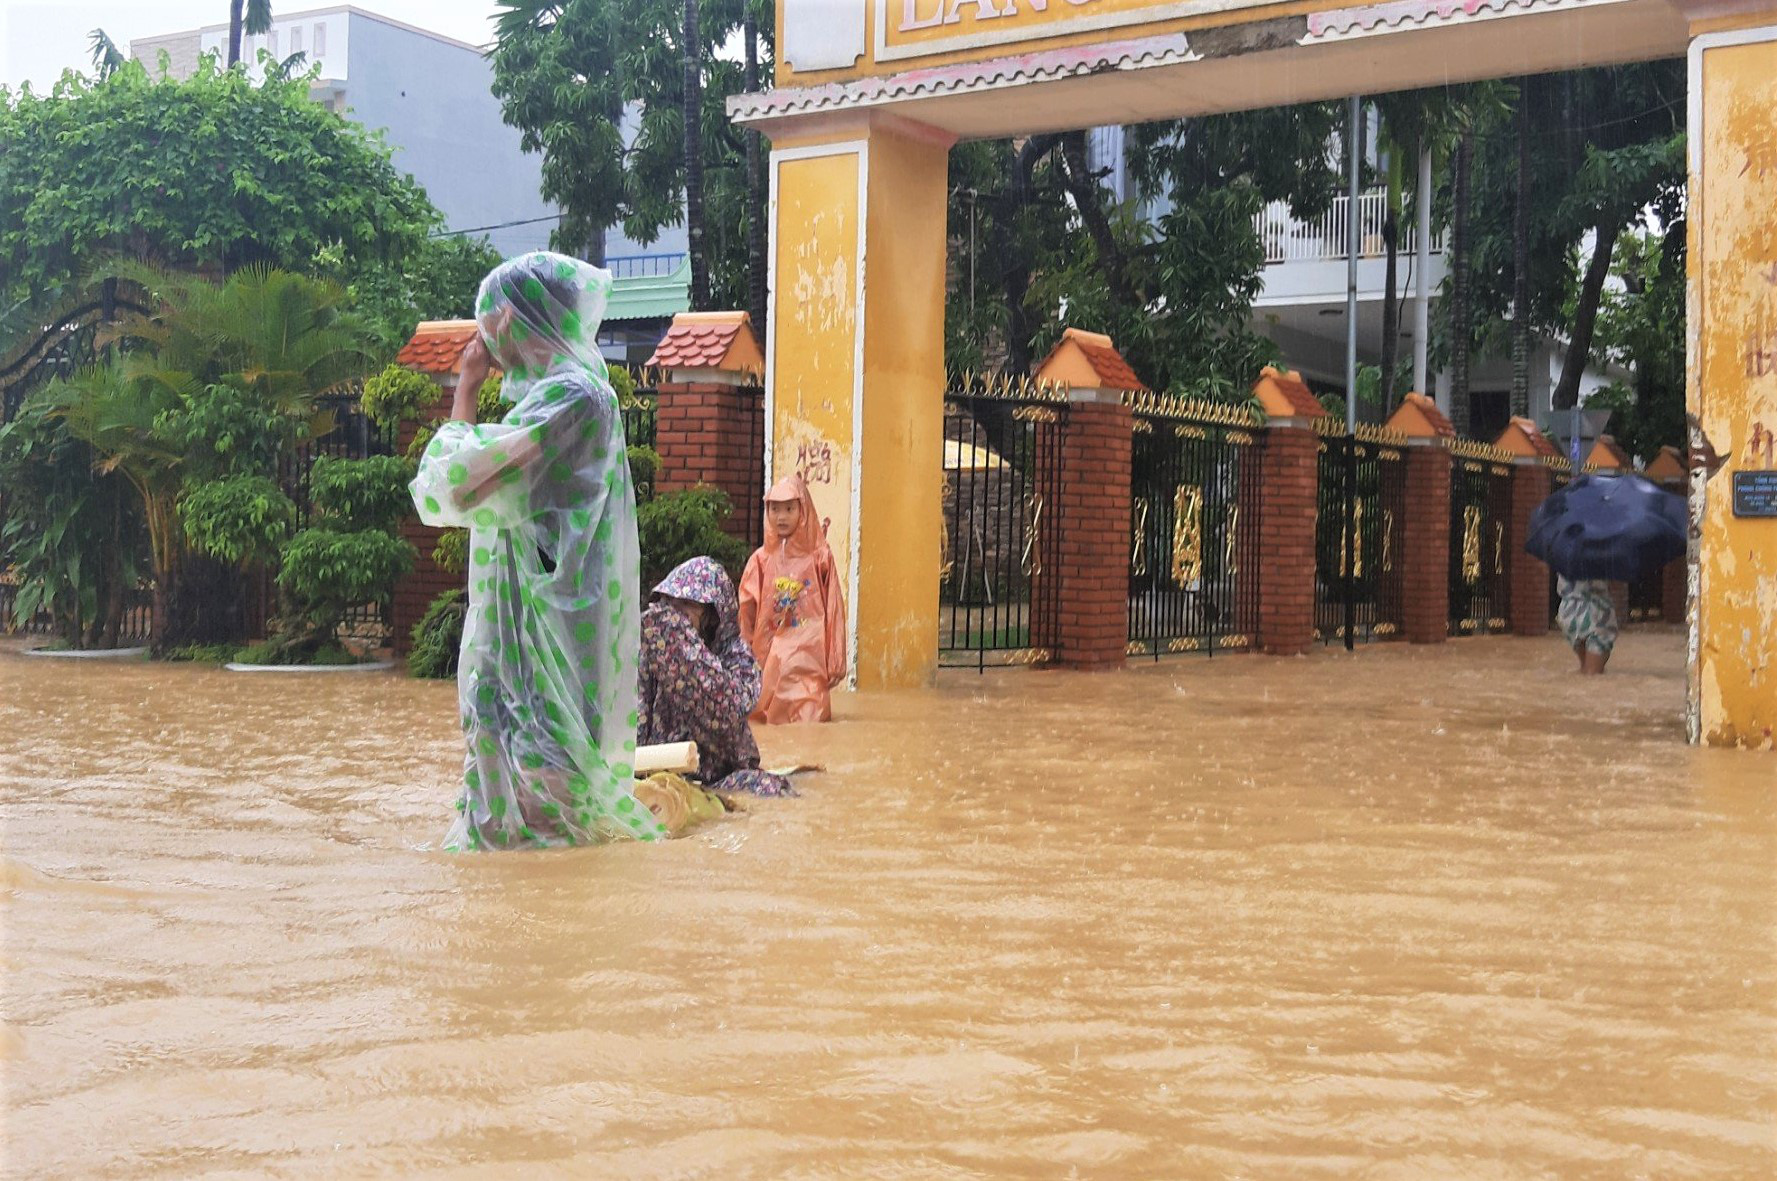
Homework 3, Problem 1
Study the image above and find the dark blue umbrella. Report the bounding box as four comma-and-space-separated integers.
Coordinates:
1526, 472, 1686, 582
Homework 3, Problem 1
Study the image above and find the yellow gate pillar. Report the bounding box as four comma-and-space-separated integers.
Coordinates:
1688, 5, 1777, 748
762, 114, 953, 690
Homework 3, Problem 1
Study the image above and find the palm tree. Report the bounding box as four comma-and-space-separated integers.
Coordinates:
682, 0, 710, 310
228, 0, 274, 67
88, 29, 126, 80
104, 263, 376, 421
44, 365, 185, 648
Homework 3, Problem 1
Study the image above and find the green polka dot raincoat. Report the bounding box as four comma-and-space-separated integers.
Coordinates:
410, 252, 666, 850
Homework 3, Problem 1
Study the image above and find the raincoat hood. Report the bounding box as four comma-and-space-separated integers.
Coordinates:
474, 251, 612, 389
763, 474, 824, 556
652, 557, 742, 648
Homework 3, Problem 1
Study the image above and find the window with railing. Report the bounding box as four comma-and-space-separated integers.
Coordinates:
606, 253, 687, 280
1254, 190, 1448, 265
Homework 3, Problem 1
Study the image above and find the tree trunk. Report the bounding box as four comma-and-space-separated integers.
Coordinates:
744, 7, 767, 338
1552, 224, 1618, 411
681, 0, 710, 311
1379, 149, 1402, 414
1000, 135, 1064, 374
1510, 84, 1532, 418
1449, 133, 1473, 436
228, 0, 245, 66
1056, 131, 1140, 311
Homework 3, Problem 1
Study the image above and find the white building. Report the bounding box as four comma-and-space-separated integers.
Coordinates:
131, 6, 557, 258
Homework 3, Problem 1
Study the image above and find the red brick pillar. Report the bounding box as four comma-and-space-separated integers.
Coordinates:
1507, 461, 1554, 637
1608, 581, 1630, 625
654, 379, 765, 543
1046, 395, 1132, 670
1401, 440, 1453, 644
1255, 421, 1318, 655
392, 385, 460, 656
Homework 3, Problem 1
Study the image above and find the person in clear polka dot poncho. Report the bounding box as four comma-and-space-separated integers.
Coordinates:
411, 251, 666, 850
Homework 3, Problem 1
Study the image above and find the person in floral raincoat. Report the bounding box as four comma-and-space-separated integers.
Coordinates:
639, 558, 795, 797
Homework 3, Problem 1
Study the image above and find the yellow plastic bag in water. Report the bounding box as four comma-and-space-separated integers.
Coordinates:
632, 772, 728, 836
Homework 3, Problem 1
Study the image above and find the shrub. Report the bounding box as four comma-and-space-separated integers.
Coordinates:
638, 486, 748, 588
360, 363, 440, 429
178, 474, 295, 565
408, 588, 467, 679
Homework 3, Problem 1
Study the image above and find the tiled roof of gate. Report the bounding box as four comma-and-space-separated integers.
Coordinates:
1494, 415, 1561, 458
1386, 391, 1456, 439
1033, 327, 1146, 391
646, 311, 763, 374
397, 320, 479, 375
1252, 365, 1325, 419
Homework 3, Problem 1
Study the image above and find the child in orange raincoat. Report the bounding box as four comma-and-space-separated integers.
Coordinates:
738, 475, 847, 723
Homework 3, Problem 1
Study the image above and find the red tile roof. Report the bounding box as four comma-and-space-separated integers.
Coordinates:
1589, 434, 1633, 469
1405, 392, 1456, 438
397, 320, 479, 375
646, 311, 762, 373
1252, 365, 1326, 418
1033, 327, 1147, 391
1072, 337, 1145, 391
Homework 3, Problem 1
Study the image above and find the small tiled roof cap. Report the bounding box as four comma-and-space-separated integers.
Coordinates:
1587, 434, 1633, 469
1385, 391, 1456, 439
396, 320, 479, 375
1644, 444, 1686, 481
1252, 365, 1326, 418
1033, 327, 1147, 391
646, 311, 763, 374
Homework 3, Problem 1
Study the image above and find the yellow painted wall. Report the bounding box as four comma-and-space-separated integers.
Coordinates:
770, 149, 862, 677
857, 127, 950, 690
767, 122, 951, 690
1692, 31, 1777, 749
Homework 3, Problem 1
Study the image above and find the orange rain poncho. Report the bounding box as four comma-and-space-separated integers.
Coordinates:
737, 475, 847, 723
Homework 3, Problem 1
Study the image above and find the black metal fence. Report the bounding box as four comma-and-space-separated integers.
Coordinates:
1315, 424, 1408, 647
1127, 394, 1264, 658
1627, 566, 1666, 622
940, 376, 1066, 670
1447, 443, 1516, 636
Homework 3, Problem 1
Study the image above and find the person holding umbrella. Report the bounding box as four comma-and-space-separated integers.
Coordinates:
1527, 471, 1688, 676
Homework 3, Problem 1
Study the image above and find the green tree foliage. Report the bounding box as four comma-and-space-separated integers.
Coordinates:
0, 396, 144, 647
488, 0, 772, 309
0, 57, 439, 326
177, 474, 295, 565
947, 105, 1341, 397
1580, 230, 1685, 461
637, 486, 746, 588
1452, 62, 1685, 410
408, 588, 467, 679
262, 455, 415, 663
315, 233, 505, 356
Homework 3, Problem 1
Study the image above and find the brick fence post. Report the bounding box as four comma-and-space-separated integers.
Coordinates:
1507, 460, 1554, 637
1401, 439, 1454, 643
1383, 393, 1459, 645
648, 312, 766, 544
1254, 422, 1319, 655
1048, 392, 1133, 670
1249, 368, 1327, 656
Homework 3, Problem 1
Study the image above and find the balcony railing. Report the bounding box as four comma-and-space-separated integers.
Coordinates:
607, 252, 687, 279
1256, 190, 1447, 265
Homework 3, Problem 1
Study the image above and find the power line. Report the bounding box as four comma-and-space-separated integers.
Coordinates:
430, 212, 565, 238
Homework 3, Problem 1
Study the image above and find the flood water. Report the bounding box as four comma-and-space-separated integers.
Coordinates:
2, 629, 1773, 1178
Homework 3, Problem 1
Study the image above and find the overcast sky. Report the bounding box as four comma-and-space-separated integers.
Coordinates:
0, 1, 504, 92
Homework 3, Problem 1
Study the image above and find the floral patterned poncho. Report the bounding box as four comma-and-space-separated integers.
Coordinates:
410, 251, 666, 850
639, 558, 795, 798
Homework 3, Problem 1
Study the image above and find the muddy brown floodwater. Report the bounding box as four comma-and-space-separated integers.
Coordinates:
2, 629, 1773, 1178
